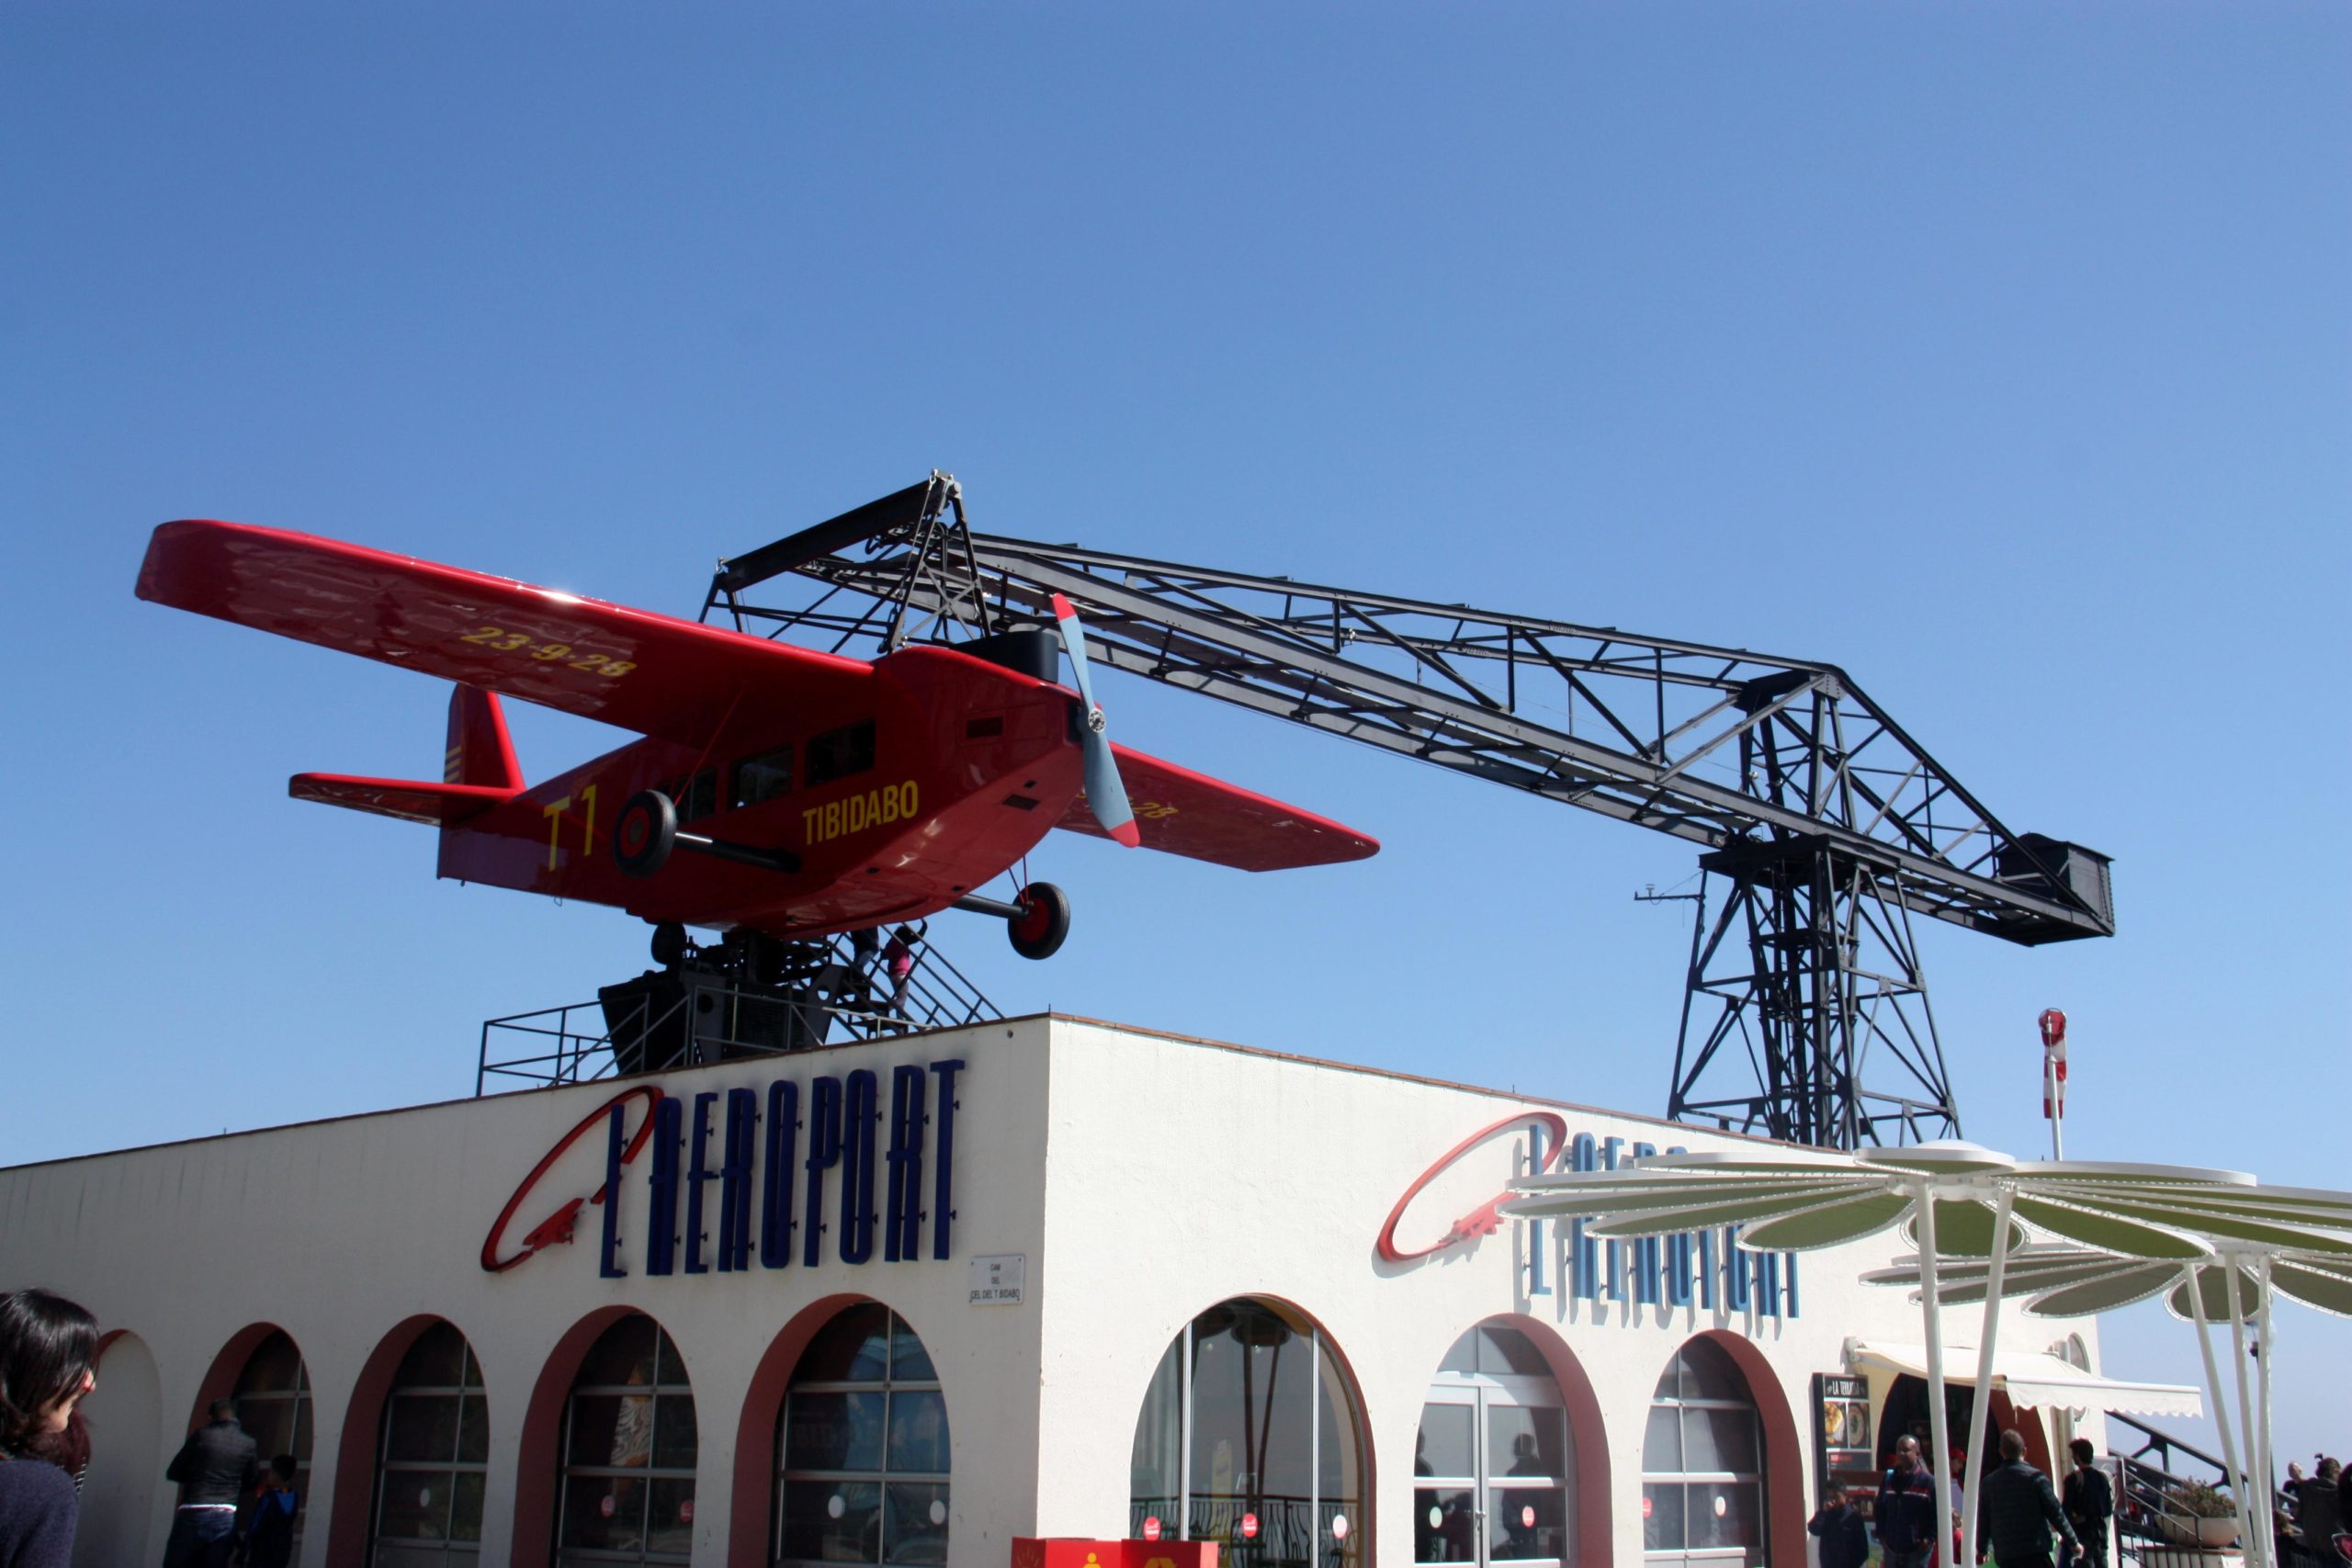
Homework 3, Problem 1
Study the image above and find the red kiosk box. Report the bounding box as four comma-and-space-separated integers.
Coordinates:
1009, 1540, 1219, 1568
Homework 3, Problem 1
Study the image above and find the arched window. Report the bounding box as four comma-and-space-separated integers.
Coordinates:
1129, 1299, 1366, 1566
235, 1331, 313, 1558
774, 1304, 949, 1566
1414, 1325, 1576, 1564
556, 1315, 695, 1567
370, 1322, 488, 1566
1641, 1339, 1763, 1567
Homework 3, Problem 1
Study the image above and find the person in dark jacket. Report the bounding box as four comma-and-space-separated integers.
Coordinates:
2060, 1438, 2113, 1568
1877, 1436, 1945, 1568
0, 1287, 100, 1568
162, 1398, 259, 1568
1977, 1427, 2080, 1567
1810, 1485, 1871, 1568
235, 1453, 298, 1568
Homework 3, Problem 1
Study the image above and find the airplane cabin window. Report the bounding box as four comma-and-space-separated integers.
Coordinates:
681, 769, 717, 822
730, 746, 794, 809
806, 722, 876, 787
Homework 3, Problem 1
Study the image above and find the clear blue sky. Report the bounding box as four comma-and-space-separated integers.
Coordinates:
6, 1, 2347, 1467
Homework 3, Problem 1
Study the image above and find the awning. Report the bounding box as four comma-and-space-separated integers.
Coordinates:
1849, 1340, 2203, 1417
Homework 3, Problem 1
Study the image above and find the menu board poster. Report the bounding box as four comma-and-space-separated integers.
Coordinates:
1813, 1373, 1878, 1506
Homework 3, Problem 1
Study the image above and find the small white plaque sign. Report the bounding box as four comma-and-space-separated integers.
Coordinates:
967, 1253, 1026, 1306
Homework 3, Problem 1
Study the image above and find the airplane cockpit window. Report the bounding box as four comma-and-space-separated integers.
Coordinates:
806, 722, 876, 787
659, 769, 719, 822
730, 746, 794, 809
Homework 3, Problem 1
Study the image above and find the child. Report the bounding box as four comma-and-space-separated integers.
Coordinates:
240, 1453, 299, 1568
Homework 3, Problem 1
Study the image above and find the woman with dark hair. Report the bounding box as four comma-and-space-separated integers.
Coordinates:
0, 1287, 99, 1568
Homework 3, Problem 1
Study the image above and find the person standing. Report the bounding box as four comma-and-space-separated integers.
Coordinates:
1878, 1436, 1945, 1568
162, 1397, 258, 1568
1810, 1486, 1871, 1568
2059, 1438, 2112, 1568
2299, 1460, 2345, 1558
1976, 1427, 2080, 1568
236, 1454, 299, 1568
0, 1287, 100, 1568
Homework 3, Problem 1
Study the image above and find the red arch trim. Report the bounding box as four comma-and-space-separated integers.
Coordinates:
1478, 1314, 1614, 1565
187, 1322, 291, 1438
726, 1294, 876, 1568
1686, 1328, 1808, 1568
511, 1305, 662, 1568
324, 1314, 466, 1568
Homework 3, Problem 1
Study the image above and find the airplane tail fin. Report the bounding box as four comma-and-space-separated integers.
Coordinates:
445, 684, 524, 791
288, 684, 524, 827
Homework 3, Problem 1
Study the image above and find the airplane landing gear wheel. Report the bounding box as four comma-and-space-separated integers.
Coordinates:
616, 790, 677, 877
1007, 881, 1071, 961
650, 922, 689, 967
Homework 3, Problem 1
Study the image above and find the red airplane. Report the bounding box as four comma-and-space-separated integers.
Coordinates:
136, 519, 1377, 961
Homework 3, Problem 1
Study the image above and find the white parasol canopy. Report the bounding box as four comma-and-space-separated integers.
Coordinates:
1505, 1142, 2352, 1568
1861, 1230, 2352, 1564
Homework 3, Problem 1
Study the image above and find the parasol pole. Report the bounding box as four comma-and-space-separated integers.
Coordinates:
1916, 1182, 1958, 1568
1959, 1185, 2015, 1568
2184, 1264, 2248, 1561
2255, 1252, 2278, 1564
2222, 1260, 2266, 1568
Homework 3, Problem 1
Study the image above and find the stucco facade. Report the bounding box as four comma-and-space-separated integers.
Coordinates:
0, 1014, 2107, 1567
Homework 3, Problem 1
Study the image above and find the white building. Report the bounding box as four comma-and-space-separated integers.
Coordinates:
2, 1014, 2179, 1568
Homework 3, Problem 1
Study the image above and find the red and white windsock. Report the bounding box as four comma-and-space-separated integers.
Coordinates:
2039, 1008, 2068, 1119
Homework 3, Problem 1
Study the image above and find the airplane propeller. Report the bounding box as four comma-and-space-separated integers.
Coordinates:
1051, 592, 1140, 848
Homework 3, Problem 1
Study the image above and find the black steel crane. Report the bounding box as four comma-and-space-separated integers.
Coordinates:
703, 475, 2115, 1149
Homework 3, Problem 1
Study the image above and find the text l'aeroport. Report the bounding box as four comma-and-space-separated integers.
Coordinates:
481, 1059, 966, 1278
1377, 1111, 1802, 1319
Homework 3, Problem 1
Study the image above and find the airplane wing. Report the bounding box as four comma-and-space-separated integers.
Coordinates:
1053, 742, 1379, 871
138, 520, 874, 747
288, 773, 514, 827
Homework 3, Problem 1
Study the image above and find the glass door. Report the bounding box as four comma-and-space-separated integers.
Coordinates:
1415, 1328, 1574, 1566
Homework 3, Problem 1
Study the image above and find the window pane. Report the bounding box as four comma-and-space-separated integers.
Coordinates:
888, 1317, 936, 1382
1678, 1338, 1745, 1401
378, 1467, 454, 1543
781, 1479, 880, 1563
1644, 1483, 1686, 1552
244, 1401, 297, 1460
1487, 1481, 1566, 1561
1690, 1481, 1763, 1553
652, 1393, 698, 1470
1129, 1337, 1182, 1508
884, 1483, 949, 1565
1477, 1326, 1551, 1377
786, 1391, 886, 1472
681, 770, 717, 823
1415, 1403, 1475, 1480
808, 723, 876, 786
449, 1470, 485, 1542
1644, 1404, 1682, 1471
568, 1395, 639, 1470
1416, 1488, 1476, 1563
888, 1391, 950, 1475
1701, 1406, 1758, 1473
798, 1304, 891, 1382
387, 1395, 460, 1464
457, 1393, 489, 1464
645, 1477, 696, 1558
578, 1317, 658, 1387
559, 1472, 643, 1550
397, 1325, 467, 1388
238, 1334, 303, 1393
731, 746, 793, 809
1487, 1404, 1566, 1481
1436, 1331, 1478, 1374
